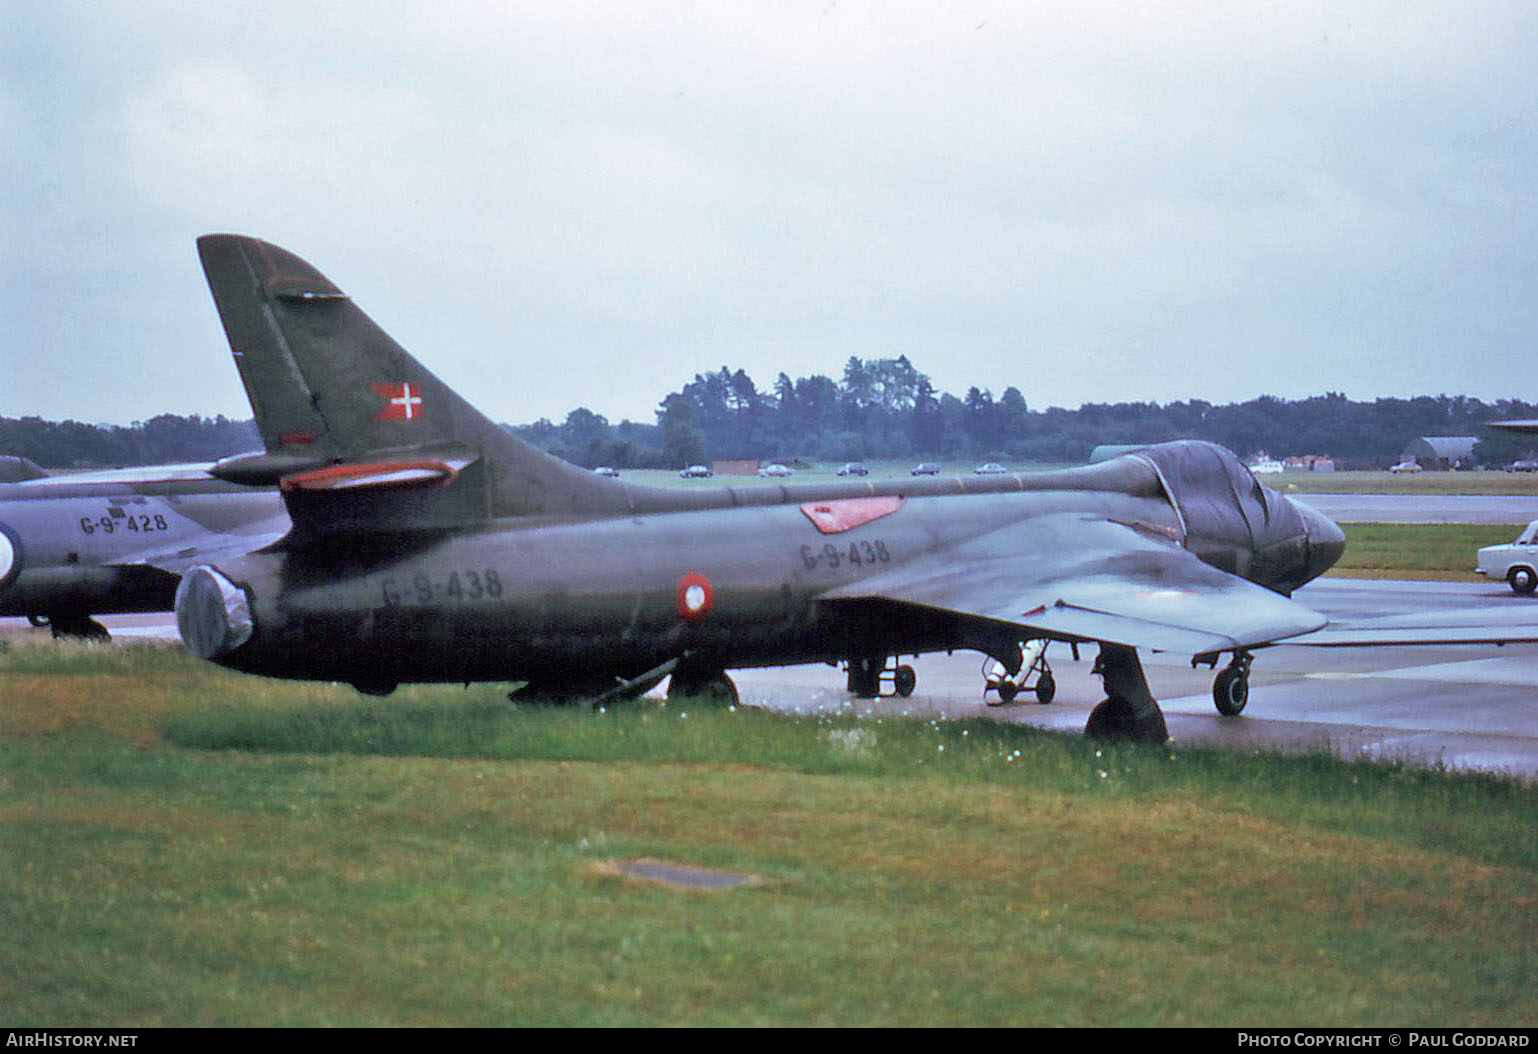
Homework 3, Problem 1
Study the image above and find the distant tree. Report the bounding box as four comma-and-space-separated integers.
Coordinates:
657, 394, 708, 468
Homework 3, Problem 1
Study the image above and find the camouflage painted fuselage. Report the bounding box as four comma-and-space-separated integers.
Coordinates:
192, 450, 1341, 692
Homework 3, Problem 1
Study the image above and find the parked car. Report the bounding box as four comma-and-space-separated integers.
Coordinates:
910, 463, 940, 476
758, 463, 793, 478
1476, 520, 1538, 594
679, 464, 713, 478
837, 462, 869, 477
593, 466, 620, 478
973, 462, 1008, 475
1389, 461, 1422, 473
1507, 460, 1538, 473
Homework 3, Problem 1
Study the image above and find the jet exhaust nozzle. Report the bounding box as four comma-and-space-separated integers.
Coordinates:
176, 566, 253, 659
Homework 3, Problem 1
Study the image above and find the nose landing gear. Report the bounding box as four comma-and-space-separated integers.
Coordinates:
1194, 649, 1252, 716
1085, 644, 1169, 743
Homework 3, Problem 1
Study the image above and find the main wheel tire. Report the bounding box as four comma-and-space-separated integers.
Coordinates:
50, 617, 110, 643
1213, 666, 1248, 716
1034, 672, 1056, 705
669, 671, 738, 705
352, 679, 398, 697
893, 664, 916, 697
698, 673, 739, 705
847, 656, 883, 698
1508, 566, 1537, 595
1085, 697, 1135, 737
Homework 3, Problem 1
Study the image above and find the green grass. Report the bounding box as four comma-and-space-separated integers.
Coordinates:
1329, 523, 1524, 579
1283, 470, 1538, 496
2, 640, 1536, 1026
628, 462, 1538, 495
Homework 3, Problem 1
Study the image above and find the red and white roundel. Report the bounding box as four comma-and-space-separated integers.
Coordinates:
675, 572, 714, 621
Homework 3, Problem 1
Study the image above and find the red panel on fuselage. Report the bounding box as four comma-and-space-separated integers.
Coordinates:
799, 495, 904, 534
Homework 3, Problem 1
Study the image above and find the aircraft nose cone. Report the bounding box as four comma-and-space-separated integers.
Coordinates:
1294, 499, 1346, 582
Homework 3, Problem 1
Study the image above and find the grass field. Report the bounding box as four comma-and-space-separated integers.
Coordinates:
1282, 470, 1538, 496
1328, 523, 1525, 580
621, 461, 1538, 496
3, 641, 1535, 1026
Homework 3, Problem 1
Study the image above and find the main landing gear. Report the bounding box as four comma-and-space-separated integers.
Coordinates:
31, 613, 111, 642
1193, 650, 1252, 717
667, 665, 739, 705
982, 639, 1056, 706
844, 654, 917, 700
1085, 644, 1169, 743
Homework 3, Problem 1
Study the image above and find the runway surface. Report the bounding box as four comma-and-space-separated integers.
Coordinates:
6, 577, 1534, 781
1292, 492, 1538, 524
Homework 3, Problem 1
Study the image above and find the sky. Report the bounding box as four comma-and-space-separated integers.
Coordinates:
4, 1, 1537, 428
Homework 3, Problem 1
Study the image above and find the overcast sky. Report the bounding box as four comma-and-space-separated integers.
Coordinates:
4, 1, 1536, 428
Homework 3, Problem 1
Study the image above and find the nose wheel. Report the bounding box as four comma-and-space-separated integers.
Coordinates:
1197, 650, 1253, 716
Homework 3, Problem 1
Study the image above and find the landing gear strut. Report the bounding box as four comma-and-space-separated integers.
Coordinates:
983, 639, 1055, 706
844, 654, 917, 699
1084, 644, 1169, 743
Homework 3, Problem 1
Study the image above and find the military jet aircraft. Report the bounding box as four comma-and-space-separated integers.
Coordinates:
0, 463, 286, 639
171, 234, 1359, 742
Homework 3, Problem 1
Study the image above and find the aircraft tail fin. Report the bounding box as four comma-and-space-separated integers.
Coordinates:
0, 456, 47, 483
196, 234, 630, 531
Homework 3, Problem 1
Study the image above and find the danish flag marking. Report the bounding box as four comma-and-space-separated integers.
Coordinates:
372, 381, 424, 421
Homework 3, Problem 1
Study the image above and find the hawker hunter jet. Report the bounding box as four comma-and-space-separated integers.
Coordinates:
170, 234, 1363, 742
0, 463, 287, 639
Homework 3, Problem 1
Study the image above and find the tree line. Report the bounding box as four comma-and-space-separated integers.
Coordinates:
0, 414, 260, 470
518, 357, 1538, 470
6, 358, 1535, 470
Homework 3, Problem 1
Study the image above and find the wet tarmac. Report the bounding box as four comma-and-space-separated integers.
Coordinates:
730, 578, 1538, 782
1294, 492, 1538, 524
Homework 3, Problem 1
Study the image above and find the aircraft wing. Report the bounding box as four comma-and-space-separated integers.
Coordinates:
819, 513, 1327, 655
104, 515, 291, 577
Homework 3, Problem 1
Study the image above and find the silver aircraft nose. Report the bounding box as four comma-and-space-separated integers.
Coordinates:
1293, 498, 1346, 583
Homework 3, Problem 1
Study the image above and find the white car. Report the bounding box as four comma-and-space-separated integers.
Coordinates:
1476, 520, 1538, 595
758, 463, 793, 478
973, 462, 1007, 475
1389, 461, 1422, 473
